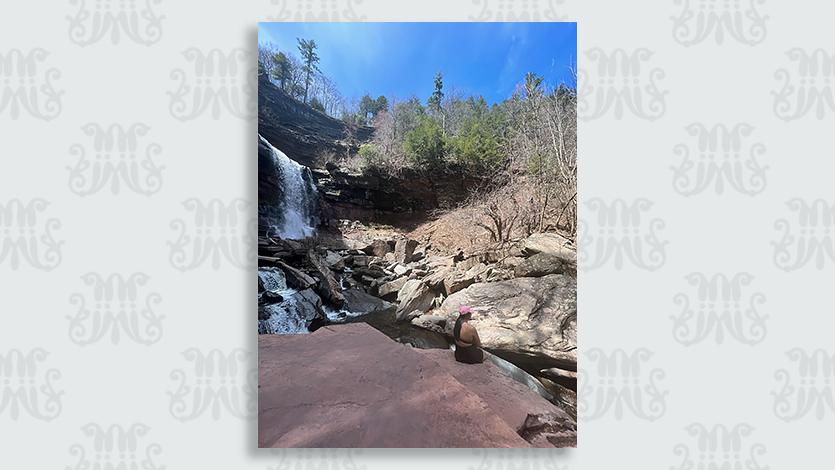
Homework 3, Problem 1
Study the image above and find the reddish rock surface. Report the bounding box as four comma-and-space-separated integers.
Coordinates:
413, 348, 572, 446
259, 323, 570, 448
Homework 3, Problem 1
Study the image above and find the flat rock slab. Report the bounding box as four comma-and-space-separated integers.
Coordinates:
413, 348, 571, 445
259, 323, 531, 448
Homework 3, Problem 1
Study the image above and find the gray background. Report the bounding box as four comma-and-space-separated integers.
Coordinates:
0, 0, 828, 468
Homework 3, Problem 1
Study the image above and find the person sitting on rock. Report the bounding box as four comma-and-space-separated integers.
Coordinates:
453, 305, 484, 364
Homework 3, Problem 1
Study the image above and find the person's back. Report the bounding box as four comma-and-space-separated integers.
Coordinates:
453, 305, 484, 364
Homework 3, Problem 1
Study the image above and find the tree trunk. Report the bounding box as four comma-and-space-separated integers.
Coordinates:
303, 68, 311, 104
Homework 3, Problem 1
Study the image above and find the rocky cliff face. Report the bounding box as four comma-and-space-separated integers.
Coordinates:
258, 73, 372, 168
312, 165, 481, 226
258, 74, 481, 225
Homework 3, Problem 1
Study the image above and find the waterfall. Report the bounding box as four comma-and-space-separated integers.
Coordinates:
259, 135, 318, 240
258, 268, 314, 335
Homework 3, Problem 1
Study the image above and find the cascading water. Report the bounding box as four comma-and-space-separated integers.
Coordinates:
259, 135, 318, 240
258, 268, 316, 334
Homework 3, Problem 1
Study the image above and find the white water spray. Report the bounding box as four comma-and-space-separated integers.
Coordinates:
260, 135, 318, 239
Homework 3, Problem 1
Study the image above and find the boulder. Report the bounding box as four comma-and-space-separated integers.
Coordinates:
307, 250, 346, 308
499, 257, 525, 271
395, 279, 436, 322
378, 276, 408, 300
538, 377, 577, 421
258, 288, 324, 334
275, 261, 315, 290
521, 233, 576, 263
260, 291, 284, 304
394, 238, 419, 264
540, 368, 577, 381
442, 263, 487, 295
362, 239, 391, 257
324, 251, 345, 271
258, 267, 286, 294
436, 274, 576, 370
518, 412, 577, 448
259, 323, 559, 448
342, 289, 395, 316
443, 271, 477, 296
352, 266, 387, 279
393, 264, 411, 276
456, 255, 484, 271
424, 266, 454, 291
351, 255, 370, 267
410, 314, 447, 335
513, 252, 569, 278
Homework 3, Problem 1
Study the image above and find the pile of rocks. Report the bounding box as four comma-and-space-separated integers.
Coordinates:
259, 228, 577, 406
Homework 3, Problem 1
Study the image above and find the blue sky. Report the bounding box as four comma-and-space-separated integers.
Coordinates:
258, 22, 576, 106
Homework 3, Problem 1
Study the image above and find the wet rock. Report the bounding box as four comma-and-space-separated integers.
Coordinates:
538, 377, 577, 421
258, 288, 324, 335
307, 250, 346, 308
261, 291, 284, 303
275, 262, 315, 290
353, 266, 387, 279
324, 251, 345, 271
258, 267, 287, 294
351, 255, 370, 267
343, 289, 395, 316
540, 368, 577, 381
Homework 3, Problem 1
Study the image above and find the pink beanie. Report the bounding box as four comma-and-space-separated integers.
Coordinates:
458, 305, 473, 315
